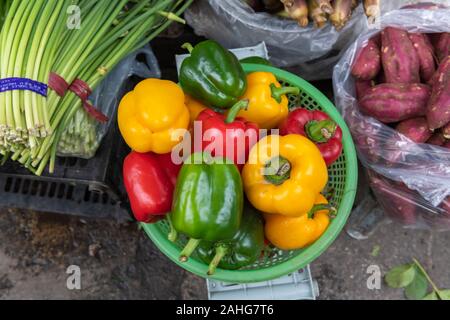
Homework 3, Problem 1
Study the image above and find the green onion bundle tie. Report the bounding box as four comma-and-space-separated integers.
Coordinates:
69, 78, 108, 123
48, 72, 69, 97
48, 73, 108, 123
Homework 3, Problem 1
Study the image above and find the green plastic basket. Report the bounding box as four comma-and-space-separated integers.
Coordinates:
142, 64, 358, 283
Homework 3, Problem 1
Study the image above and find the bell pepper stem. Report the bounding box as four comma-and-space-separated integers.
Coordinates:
305, 120, 337, 143
167, 216, 178, 243
158, 11, 186, 24
180, 238, 201, 262
264, 156, 292, 186
182, 43, 194, 54
207, 245, 228, 276
270, 84, 300, 103
308, 204, 337, 219
225, 100, 249, 124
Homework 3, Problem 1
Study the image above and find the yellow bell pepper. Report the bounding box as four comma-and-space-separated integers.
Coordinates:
242, 134, 328, 217
185, 94, 207, 127
237, 72, 299, 129
264, 194, 334, 250
118, 79, 190, 154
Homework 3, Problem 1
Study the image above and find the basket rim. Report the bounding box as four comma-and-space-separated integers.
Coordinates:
142, 64, 358, 283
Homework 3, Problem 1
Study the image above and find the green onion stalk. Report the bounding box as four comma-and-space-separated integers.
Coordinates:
0, 0, 12, 29
0, 0, 193, 175
57, 0, 191, 159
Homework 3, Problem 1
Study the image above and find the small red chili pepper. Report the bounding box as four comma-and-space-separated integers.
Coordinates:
123, 152, 181, 223
279, 108, 343, 166
194, 100, 259, 170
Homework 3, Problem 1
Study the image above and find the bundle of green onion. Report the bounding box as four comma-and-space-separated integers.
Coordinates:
0, 0, 192, 175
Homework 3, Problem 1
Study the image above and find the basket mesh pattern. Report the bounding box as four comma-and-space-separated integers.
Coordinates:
152, 78, 348, 271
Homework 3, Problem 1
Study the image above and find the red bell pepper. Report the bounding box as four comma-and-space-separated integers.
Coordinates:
123, 152, 181, 223
194, 100, 259, 170
279, 108, 343, 166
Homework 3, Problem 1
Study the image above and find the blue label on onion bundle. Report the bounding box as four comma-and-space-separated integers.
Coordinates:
0, 78, 47, 97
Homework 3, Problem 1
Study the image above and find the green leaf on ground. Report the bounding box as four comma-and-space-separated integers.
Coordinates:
371, 245, 381, 257
423, 290, 450, 300
385, 264, 416, 288
440, 290, 450, 300
405, 267, 428, 300
423, 292, 439, 300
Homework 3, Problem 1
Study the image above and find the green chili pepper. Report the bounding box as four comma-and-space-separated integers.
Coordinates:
197, 204, 265, 275
179, 40, 247, 109
171, 153, 244, 262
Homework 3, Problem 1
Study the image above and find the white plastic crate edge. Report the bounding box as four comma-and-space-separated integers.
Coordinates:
175, 42, 269, 74
207, 266, 319, 301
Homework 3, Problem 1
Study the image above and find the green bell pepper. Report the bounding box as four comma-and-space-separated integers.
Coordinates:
240, 56, 273, 66
197, 205, 265, 275
171, 153, 244, 262
179, 40, 247, 110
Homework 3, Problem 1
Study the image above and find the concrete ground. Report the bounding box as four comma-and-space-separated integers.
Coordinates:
0, 207, 448, 300
0, 209, 206, 300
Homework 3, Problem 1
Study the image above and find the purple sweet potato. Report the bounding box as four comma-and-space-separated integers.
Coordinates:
427, 131, 447, 146
408, 33, 436, 83
427, 56, 450, 130
371, 33, 381, 47
429, 33, 442, 47
435, 33, 450, 62
377, 70, 386, 83
443, 122, 450, 139
346, 111, 383, 164
359, 83, 431, 123
425, 196, 450, 229
385, 118, 431, 165
368, 172, 417, 225
395, 117, 433, 143
355, 79, 374, 100
441, 196, 450, 215
351, 38, 381, 80
381, 27, 420, 84
356, 134, 381, 164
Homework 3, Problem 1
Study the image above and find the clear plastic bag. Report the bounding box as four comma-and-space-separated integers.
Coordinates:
379, 0, 449, 13
57, 45, 161, 159
185, 0, 367, 81
333, 6, 450, 230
